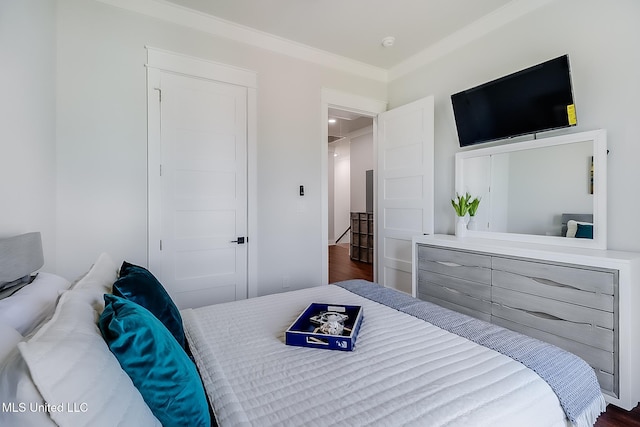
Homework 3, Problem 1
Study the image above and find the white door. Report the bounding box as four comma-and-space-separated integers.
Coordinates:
153, 72, 248, 309
376, 96, 434, 294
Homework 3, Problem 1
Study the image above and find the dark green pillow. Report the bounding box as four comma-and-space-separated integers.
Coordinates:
113, 262, 185, 348
99, 294, 210, 427
575, 223, 593, 239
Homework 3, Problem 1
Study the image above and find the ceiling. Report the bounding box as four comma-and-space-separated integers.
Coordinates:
328, 108, 372, 143
165, 0, 515, 69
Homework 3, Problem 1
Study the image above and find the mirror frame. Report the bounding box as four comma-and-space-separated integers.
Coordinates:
455, 129, 607, 249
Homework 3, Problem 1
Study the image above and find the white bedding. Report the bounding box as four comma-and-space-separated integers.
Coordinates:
183, 285, 571, 427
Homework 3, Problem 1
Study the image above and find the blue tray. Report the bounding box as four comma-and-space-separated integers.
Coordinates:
285, 303, 363, 351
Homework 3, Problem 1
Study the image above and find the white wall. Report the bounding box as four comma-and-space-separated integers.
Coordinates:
349, 128, 374, 213
329, 127, 373, 245
331, 138, 351, 244
327, 146, 335, 242
388, 0, 640, 252
0, 1, 57, 271
52, 0, 386, 295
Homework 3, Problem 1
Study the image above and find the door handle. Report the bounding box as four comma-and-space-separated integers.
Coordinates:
231, 237, 246, 244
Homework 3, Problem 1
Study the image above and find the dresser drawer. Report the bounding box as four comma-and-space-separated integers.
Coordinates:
418, 271, 492, 318
491, 295, 614, 352
492, 286, 613, 330
492, 257, 616, 297
418, 245, 491, 284
417, 291, 491, 322
418, 270, 491, 300
492, 269, 614, 312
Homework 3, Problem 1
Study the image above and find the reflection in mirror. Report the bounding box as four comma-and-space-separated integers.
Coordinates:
455, 129, 607, 249
461, 141, 593, 236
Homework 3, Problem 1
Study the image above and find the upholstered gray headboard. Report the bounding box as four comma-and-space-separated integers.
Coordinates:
0, 232, 44, 292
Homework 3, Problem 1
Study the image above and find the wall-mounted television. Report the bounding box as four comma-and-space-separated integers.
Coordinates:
451, 55, 576, 147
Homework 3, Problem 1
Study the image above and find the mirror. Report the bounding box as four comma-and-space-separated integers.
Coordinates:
455, 129, 607, 249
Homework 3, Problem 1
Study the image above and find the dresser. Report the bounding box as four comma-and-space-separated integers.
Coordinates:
412, 234, 640, 410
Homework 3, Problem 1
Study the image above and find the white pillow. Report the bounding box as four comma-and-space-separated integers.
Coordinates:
0, 274, 71, 427
17, 287, 161, 427
70, 253, 118, 305
0, 272, 71, 335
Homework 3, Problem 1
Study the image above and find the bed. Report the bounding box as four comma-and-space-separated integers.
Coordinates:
0, 233, 606, 427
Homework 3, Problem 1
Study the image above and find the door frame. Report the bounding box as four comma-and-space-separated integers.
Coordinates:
146, 47, 259, 298
320, 88, 387, 285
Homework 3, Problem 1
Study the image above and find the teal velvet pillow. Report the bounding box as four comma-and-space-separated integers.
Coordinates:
575, 223, 594, 239
113, 261, 185, 349
99, 294, 210, 427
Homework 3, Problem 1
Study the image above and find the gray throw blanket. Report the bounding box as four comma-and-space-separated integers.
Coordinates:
337, 280, 606, 427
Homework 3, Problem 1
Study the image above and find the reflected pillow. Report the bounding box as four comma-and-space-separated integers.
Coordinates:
99, 294, 210, 427
112, 262, 185, 348
575, 223, 594, 239
566, 220, 593, 238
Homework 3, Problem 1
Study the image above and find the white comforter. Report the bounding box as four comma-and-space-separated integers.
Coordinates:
183, 285, 570, 427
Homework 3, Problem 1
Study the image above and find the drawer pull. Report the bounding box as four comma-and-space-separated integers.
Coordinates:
532, 277, 580, 291
517, 307, 591, 326
523, 309, 564, 321
443, 286, 462, 295
435, 261, 464, 268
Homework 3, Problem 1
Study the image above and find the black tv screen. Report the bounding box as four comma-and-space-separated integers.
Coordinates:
451, 55, 576, 147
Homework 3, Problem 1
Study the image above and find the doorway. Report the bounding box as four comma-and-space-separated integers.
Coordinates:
321, 90, 434, 292
320, 89, 387, 285
327, 108, 374, 283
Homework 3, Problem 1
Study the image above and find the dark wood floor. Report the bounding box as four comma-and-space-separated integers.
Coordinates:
328, 243, 373, 283
328, 243, 639, 426
596, 403, 640, 427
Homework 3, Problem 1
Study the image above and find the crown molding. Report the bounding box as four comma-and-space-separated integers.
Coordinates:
388, 0, 558, 81
96, 0, 556, 85
95, 0, 388, 82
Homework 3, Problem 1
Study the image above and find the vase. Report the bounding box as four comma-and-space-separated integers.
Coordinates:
455, 216, 466, 238
467, 216, 477, 231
